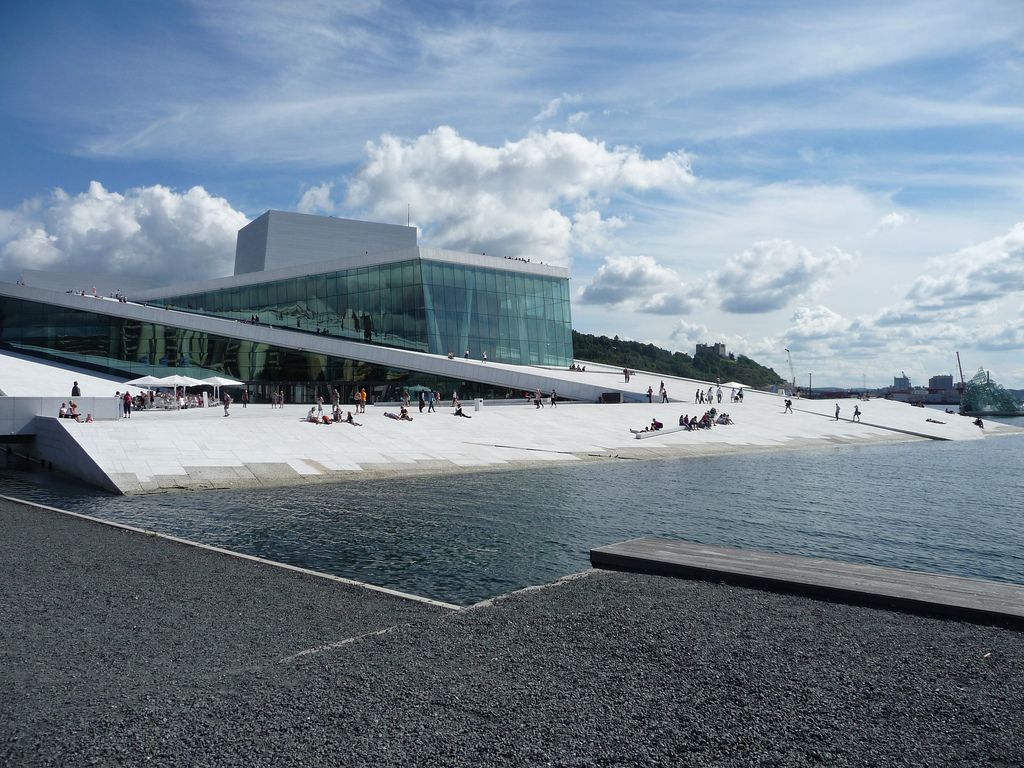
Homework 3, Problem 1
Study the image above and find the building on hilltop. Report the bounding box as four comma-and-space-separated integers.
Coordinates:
1, 211, 573, 404
695, 342, 728, 358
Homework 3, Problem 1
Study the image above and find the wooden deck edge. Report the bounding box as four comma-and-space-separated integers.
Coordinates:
590, 547, 1024, 629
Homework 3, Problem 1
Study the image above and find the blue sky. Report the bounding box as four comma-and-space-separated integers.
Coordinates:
2, 0, 1023, 386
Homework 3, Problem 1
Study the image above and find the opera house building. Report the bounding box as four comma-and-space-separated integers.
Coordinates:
0, 211, 576, 404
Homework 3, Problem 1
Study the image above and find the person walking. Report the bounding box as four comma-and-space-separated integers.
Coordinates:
222, 391, 232, 417
482, 351, 487, 363
550, 388, 557, 407
242, 388, 249, 408
646, 386, 653, 403
418, 391, 426, 413
427, 390, 436, 412
317, 395, 324, 415
122, 391, 132, 419
623, 368, 630, 383
359, 388, 367, 413
853, 405, 861, 422
784, 398, 793, 413
660, 385, 668, 404
834, 403, 841, 420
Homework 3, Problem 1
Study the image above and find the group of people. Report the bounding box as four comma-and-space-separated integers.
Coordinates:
57, 401, 89, 422
678, 409, 733, 430
568, 363, 586, 372
307, 406, 363, 425
695, 386, 726, 405
383, 407, 414, 422
527, 388, 556, 408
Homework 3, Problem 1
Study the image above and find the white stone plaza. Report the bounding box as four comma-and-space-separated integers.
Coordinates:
3, 348, 1018, 495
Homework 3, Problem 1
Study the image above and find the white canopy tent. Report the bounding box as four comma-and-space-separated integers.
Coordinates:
124, 375, 163, 388
151, 374, 206, 409
201, 376, 244, 401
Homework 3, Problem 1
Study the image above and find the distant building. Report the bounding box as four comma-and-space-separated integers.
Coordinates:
696, 342, 728, 358
893, 373, 911, 391
928, 375, 954, 391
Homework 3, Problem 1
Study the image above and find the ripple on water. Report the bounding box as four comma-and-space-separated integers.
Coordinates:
2, 436, 1023, 604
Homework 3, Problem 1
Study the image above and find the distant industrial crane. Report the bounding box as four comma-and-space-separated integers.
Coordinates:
784, 348, 796, 392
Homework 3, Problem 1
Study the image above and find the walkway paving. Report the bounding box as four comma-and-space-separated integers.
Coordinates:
2, 497, 1021, 767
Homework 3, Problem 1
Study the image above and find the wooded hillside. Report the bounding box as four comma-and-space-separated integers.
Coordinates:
572, 330, 784, 389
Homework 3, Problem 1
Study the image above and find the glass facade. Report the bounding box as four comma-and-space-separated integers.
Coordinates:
0, 296, 515, 404
154, 257, 572, 366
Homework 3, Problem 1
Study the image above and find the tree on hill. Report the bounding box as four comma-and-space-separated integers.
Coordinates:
571, 330, 784, 389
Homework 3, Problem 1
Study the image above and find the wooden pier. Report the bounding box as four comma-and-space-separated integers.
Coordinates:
591, 537, 1024, 627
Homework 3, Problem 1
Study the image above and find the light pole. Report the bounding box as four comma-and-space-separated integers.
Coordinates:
808, 373, 813, 398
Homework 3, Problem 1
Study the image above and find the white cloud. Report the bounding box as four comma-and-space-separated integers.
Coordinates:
533, 93, 582, 122
786, 305, 850, 341
297, 182, 337, 215
906, 220, 1024, 310
0, 181, 248, 280
867, 211, 907, 236
716, 240, 854, 313
578, 254, 700, 315
345, 126, 694, 264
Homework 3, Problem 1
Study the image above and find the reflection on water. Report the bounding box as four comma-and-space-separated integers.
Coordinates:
2, 436, 1023, 605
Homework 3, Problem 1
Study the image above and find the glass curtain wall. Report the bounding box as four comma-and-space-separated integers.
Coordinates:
159, 260, 428, 351
0, 296, 505, 404
155, 258, 573, 366
419, 260, 571, 365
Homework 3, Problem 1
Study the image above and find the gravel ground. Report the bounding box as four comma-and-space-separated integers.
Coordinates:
2, 497, 1021, 767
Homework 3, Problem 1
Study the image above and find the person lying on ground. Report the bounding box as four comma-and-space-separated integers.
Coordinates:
321, 414, 333, 425
453, 406, 472, 418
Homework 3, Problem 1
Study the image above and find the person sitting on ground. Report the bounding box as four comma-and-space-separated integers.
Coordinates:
59, 402, 67, 418
85, 413, 93, 423
974, 417, 984, 429
321, 413, 332, 425
343, 411, 362, 426
453, 406, 472, 418
307, 407, 319, 423
399, 406, 414, 421
650, 418, 663, 431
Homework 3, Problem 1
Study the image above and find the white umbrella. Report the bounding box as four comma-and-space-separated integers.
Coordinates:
153, 374, 205, 388
125, 375, 163, 387
202, 376, 244, 387
720, 381, 750, 389
152, 374, 205, 409
201, 375, 244, 401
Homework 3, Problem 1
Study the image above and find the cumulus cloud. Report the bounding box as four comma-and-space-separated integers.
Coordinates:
972, 320, 1024, 351
716, 240, 854, 314
668, 320, 710, 349
345, 126, 694, 264
297, 182, 337, 215
578, 254, 700, 315
787, 305, 850, 341
0, 181, 249, 280
906, 220, 1024, 310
